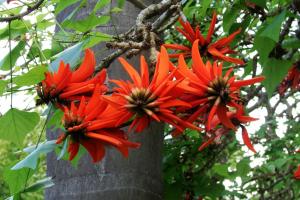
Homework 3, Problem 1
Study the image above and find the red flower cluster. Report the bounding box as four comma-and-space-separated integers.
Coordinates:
56, 88, 139, 162
39, 49, 139, 162
37, 49, 107, 105
103, 47, 200, 133
168, 40, 264, 152
164, 12, 244, 65
278, 62, 300, 96
39, 13, 265, 162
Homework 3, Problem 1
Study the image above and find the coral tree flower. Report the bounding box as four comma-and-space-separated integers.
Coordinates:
294, 165, 300, 180
56, 87, 140, 163
278, 62, 300, 95
164, 12, 244, 65
103, 47, 200, 133
198, 106, 258, 153
294, 150, 300, 180
37, 49, 107, 105
172, 40, 264, 132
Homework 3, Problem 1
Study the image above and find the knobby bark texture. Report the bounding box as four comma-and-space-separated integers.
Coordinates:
45, 0, 163, 199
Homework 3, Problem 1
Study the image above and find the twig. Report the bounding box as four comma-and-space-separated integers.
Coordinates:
0, 0, 44, 22
127, 0, 147, 9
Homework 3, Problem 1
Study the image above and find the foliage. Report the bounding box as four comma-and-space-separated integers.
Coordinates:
0, 0, 299, 199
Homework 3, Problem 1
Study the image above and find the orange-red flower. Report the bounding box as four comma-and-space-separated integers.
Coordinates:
171, 40, 264, 132
103, 47, 200, 133
164, 12, 244, 65
294, 165, 300, 180
198, 106, 258, 153
278, 62, 300, 95
37, 49, 107, 105
56, 87, 140, 162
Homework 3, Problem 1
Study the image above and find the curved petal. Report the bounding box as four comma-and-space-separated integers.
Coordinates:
71, 49, 96, 83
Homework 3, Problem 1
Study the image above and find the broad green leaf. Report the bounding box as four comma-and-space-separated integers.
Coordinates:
164, 182, 183, 200
0, 41, 25, 71
49, 42, 84, 72
0, 79, 7, 96
0, 20, 30, 40
64, 14, 110, 32
23, 177, 54, 193
57, 137, 68, 160
93, 0, 110, 12
213, 163, 230, 177
282, 38, 300, 49
55, 0, 81, 15
117, 0, 125, 8
253, 35, 276, 63
12, 140, 56, 170
223, 6, 240, 33
262, 58, 293, 97
0, 109, 40, 146
236, 158, 250, 177
198, 0, 211, 18
260, 10, 286, 42
14, 66, 48, 86
84, 32, 112, 48
4, 166, 34, 194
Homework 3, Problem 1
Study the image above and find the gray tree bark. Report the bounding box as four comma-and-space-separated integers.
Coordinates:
45, 0, 163, 199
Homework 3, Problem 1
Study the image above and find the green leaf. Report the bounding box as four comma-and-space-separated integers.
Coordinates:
260, 10, 286, 42
6, 195, 21, 200
223, 6, 240, 33
236, 158, 251, 177
0, 41, 25, 71
198, 0, 211, 18
57, 137, 68, 160
93, 0, 111, 12
111, 7, 123, 13
11, 140, 56, 170
55, 0, 81, 15
117, 0, 125, 8
0, 79, 7, 96
0, 20, 30, 40
84, 32, 112, 48
0, 109, 40, 147
23, 177, 54, 193
4, 166, 34, 194
213, 163, 230, 177
14, 66, 48, 86
64, 14, 110, 32
262, 58, 293, 97
49, 42, 84, 72
164, 182, 183, 200
253, 35, 276, 63
282, 38, 300, 49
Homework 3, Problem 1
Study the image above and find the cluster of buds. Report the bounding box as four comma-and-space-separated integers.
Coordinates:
38, 12, 265, 163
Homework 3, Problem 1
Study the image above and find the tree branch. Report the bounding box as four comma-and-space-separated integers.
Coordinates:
0, 0, 44, 22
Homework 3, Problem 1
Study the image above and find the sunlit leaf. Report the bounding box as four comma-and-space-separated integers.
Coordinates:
0, 41, 25, 71
11, 140, 56, 170
23, 177, 54, 193
0, 109, 40, 147
262, 58, 293, 97
4, 166, 34, 194
14, 66, 48, 86
49, 42, 84, 72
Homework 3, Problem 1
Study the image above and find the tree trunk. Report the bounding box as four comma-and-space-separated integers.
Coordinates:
45, 0, 163, 199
